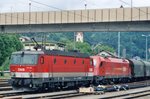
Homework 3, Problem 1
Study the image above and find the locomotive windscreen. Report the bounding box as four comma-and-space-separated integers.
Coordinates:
10, 54, 38, 65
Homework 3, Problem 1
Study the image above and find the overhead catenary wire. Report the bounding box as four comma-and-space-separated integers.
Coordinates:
0, 1, 40, 23
119, 0, 150, 17
30, 0, 147, 22
30, 0, 97, 21
0, 1, 65, 25
0, 0, 150, 26
0, 0, 97, 26
83, 0, 150, 20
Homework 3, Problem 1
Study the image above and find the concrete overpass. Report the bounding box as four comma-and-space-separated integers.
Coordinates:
0, 7, 150, 33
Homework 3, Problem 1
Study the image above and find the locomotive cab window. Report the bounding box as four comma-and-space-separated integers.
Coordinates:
90, 59, 93, 66
10, 54, 38, 65
93, 59, 97, 67
54, 58, 56, 64
100, 62, 103, 67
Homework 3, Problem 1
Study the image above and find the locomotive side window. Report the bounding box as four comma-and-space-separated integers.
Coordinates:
40, 56, 44, 64
64, 59, 67, 64
54, 58, 56, 64
74, 59, 76, 64
82, 60, 84, 64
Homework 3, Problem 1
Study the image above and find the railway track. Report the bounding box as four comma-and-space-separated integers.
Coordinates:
2, 90, 79, 99
0, 79, 10, 87
1, 80, 150, 99
0, 79, 12, 93
0, 82, 10, 87
0, 87, 12, 91
111, 91, 150, 99
100, 86, 150, 99
65, 86, 150, 99
0, 79, 9, 82
0, 90, 34, 99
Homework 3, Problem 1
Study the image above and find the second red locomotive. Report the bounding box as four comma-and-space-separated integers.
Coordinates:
91, 53, 131, 85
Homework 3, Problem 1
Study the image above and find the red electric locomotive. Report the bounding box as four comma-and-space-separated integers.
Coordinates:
10, 50, 94, 91
91, 51, 131, 85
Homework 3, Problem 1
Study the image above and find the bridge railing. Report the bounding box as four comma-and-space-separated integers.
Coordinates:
0, 7, 150, 25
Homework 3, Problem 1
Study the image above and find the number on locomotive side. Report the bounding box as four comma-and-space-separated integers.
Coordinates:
18, 68, 25, 71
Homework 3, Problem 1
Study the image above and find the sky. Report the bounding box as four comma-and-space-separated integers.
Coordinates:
0, 0, 150, 13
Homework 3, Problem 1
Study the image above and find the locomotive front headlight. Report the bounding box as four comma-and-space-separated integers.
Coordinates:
29, 83, 33, 88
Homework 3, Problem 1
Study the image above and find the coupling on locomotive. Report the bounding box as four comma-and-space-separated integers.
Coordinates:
9, 45, 150, 91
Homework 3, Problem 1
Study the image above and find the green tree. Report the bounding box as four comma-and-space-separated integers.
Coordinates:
65, 40, 114, 55
0, 34, 23, 70
21, 32, 149, 59
65, 41, 92, 55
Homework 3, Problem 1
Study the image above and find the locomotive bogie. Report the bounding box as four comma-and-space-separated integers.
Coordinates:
10, 76, 93, 91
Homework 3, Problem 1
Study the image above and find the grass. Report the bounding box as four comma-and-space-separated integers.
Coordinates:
0, 57, 11, 79
0, 73, 11, 79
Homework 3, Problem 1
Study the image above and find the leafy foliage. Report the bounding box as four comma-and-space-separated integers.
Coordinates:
85, 32, 149, 59
1, 32, 148, 71
0, 34, 23, 70
48, 32, 148, 59
22, 32, 148, 59
65, 41, 92, 55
